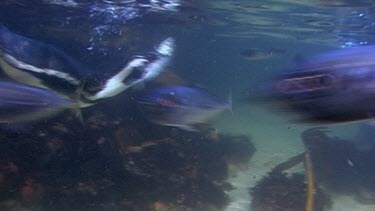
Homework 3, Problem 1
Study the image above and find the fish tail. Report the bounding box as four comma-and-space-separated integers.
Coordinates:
72, 81, 85, 124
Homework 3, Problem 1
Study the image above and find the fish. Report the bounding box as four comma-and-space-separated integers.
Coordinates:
0, 81, 75, 123
270, 45, 375, 123
137, 85, 231, 131
240, 48, 286, 60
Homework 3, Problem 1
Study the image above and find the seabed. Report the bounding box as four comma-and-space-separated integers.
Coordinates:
216, 104, 375, 211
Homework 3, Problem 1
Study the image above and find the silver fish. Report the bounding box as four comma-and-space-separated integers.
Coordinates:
137, 86, 230, 131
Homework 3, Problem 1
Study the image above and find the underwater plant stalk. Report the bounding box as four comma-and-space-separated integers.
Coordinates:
304, 151, 315, 211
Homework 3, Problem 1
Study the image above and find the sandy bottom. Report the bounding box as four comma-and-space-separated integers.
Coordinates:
214, 104, 375, 211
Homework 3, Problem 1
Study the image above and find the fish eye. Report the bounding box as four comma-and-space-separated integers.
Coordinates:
156, 94, 177, 107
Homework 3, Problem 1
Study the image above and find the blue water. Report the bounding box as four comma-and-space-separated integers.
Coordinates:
1, 0, 375, 210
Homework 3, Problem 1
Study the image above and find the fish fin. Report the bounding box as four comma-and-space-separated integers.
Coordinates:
74, 108, 84, 125
73, 81, 85, 124
75, 79, 86, 98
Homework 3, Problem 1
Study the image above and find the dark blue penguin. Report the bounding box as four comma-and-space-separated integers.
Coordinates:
0, 26, 175, 107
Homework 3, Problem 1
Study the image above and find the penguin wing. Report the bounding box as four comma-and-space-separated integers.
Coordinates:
85, 37, 175, 101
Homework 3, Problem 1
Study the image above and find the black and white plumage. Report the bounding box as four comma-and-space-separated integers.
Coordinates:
0, 26, 175, 107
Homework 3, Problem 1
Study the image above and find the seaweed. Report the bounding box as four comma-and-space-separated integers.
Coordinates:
0, 102, 255, 211
301, 127, 375, 204
250, 172, 332, 211
249, 128, 334, 211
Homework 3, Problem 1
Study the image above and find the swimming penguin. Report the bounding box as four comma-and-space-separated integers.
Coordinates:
0, 26, 175, 107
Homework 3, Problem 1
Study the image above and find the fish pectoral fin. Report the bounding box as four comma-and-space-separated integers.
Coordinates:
70, 86, 85, 123
67, 99, 84, 124
74, 108, 84, 125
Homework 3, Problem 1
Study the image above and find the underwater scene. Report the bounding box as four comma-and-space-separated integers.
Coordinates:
1, 0, 375, 210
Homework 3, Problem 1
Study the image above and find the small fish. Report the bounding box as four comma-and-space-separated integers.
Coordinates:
137, 86, 230, 131
0, 81, 75, 123
240, 48, 286, 60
